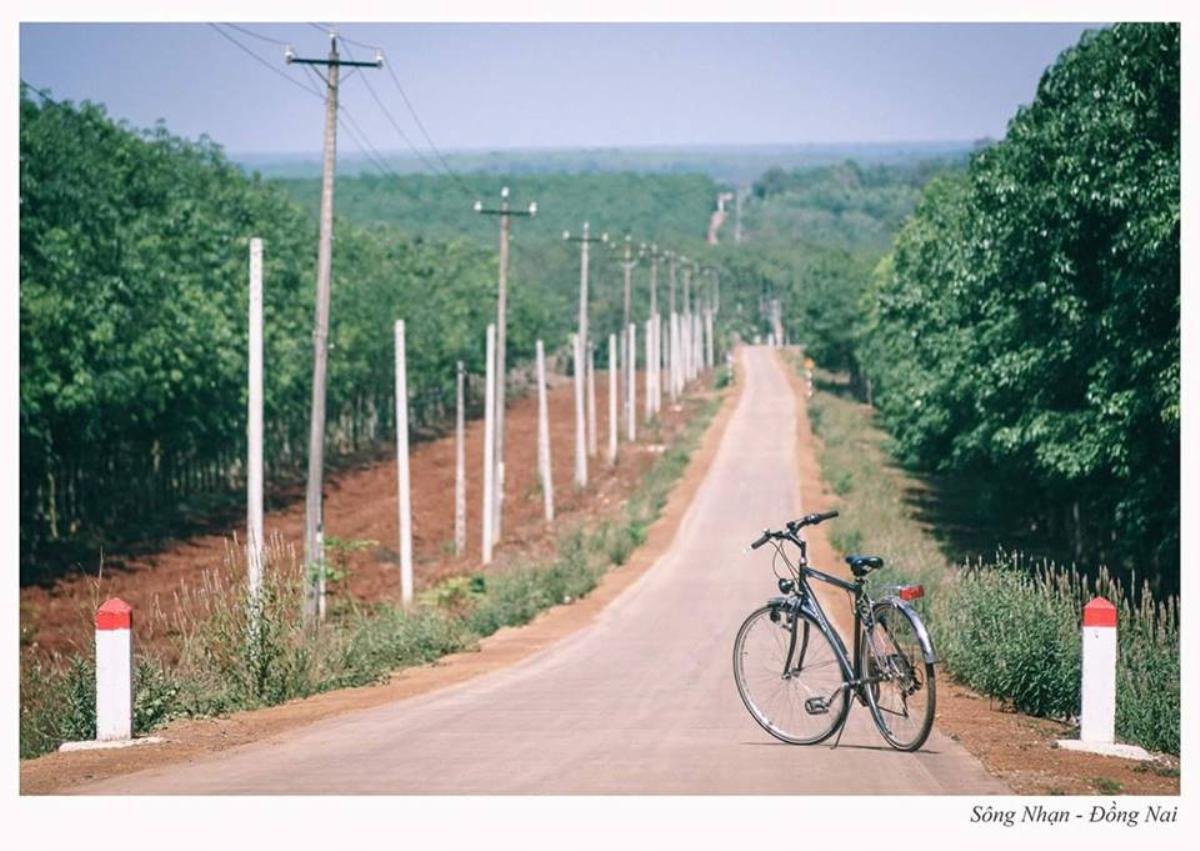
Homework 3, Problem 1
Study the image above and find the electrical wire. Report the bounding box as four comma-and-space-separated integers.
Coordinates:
329, 27, 475, 197
207, 24, 322, 101
381, 55, 474, 193
221, 22, 291, 47
339, 42, 446, 180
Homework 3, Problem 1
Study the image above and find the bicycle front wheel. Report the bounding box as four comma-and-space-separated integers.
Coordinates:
733, 605, 849, 745
863, 601, 936, 752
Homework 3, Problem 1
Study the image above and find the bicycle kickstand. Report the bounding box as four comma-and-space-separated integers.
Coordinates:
830, 690, 853, 750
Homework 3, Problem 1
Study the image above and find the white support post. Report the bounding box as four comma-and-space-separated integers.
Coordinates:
668, 313, 679, 403
573, 333, 587, 488
247, 238, 264, 611
1056, 597, 1150, 760
95, 598, 133, 741
660, 315, 668, 409
608, 334, 618, 465
482, 324, 496, 565
690, 313, 697, 379
644, 318, 653, 423
587, 340, 598, 457
454, 361, 466, 555
619, 328, 628, 441
535, 340, 554, 522
627, 322, 636, 441
705, 309, 714, 371
394, 320, 413, 606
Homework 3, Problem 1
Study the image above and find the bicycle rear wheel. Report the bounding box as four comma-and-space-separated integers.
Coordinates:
863, 601, 936, 752
733, 605, 849, 745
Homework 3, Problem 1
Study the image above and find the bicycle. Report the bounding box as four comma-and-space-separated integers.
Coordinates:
732, 511, 937, 752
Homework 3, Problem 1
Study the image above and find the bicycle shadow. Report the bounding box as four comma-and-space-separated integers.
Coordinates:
739, 740, 944, 756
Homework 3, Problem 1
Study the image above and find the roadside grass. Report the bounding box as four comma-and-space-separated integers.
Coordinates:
798, 362, 1179, 756
19, 393, 723, 760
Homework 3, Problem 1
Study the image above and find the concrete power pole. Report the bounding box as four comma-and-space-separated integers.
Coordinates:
286, 34, 381, 623
474, 188, 537, 545
564, 223, 607, 471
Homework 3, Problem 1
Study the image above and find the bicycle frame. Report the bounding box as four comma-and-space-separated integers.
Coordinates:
769, 569, 868, 697
765, 532, 885, 703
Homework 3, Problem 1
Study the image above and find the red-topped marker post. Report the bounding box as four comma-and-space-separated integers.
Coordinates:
1080, 597, 1117, 745
1056, 596, 1150, 760
60, 598, 163, 751
96, 598, 133, 741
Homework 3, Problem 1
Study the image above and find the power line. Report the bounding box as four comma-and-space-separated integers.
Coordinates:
311, 73, 428, 203
326, 26, 475, 195
207, 24, 322, 101
380, 57, 471, 191
222, 22, 290, 47
340, 42, 447, 181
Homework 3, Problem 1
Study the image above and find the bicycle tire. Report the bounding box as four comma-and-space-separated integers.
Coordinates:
733, 604, 850, 745
862, 600, 936, 752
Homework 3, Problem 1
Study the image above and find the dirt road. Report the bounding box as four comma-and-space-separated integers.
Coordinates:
75, 348, 1007, 794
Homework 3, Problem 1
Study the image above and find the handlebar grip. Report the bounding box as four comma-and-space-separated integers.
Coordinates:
750, 531, 771, 550
815, 510, 839, 522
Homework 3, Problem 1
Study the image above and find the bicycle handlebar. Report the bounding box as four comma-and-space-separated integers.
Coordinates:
749, 511, 840, 550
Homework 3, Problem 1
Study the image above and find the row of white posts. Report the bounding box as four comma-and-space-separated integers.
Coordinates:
245, 239, 718, 616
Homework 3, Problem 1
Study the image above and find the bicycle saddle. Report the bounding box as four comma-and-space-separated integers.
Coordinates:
845, 555, 883, 577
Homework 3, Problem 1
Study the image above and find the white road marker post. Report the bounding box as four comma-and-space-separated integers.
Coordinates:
608, 333, 618, 465
573, 332, 587, 488
247, 238, 264, 618
454, 361, 466, 555
535, 340, 554, 522
1056, 597, 1150, 760
627, 322, 636, 441
394, 320, 413, 606
482, 323, 496, 565
96, 598, 133, 741
59, 599, 164, 752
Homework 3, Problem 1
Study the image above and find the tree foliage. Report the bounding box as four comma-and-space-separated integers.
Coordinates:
19, 88, 496, 573
859, 23, 1179, 586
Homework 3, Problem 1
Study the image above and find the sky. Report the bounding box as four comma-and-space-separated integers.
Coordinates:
19, 22, 1100, 156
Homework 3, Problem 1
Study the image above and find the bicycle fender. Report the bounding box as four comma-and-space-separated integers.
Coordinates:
883, 597, 937, 664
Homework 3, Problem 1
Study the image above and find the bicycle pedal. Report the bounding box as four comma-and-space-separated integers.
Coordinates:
804, 697, 830, 715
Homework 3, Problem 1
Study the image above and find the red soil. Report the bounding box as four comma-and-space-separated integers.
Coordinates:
20, 370, 689, 659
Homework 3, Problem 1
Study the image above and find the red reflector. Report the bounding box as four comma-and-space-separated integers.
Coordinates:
899, 585, 924, 601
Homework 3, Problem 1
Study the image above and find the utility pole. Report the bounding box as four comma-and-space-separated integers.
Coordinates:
621, 235, 635, 331
286, 34, 381, 623
474, 188, 537, 545
563, 223, 607, 471
563, 223, 608, 365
